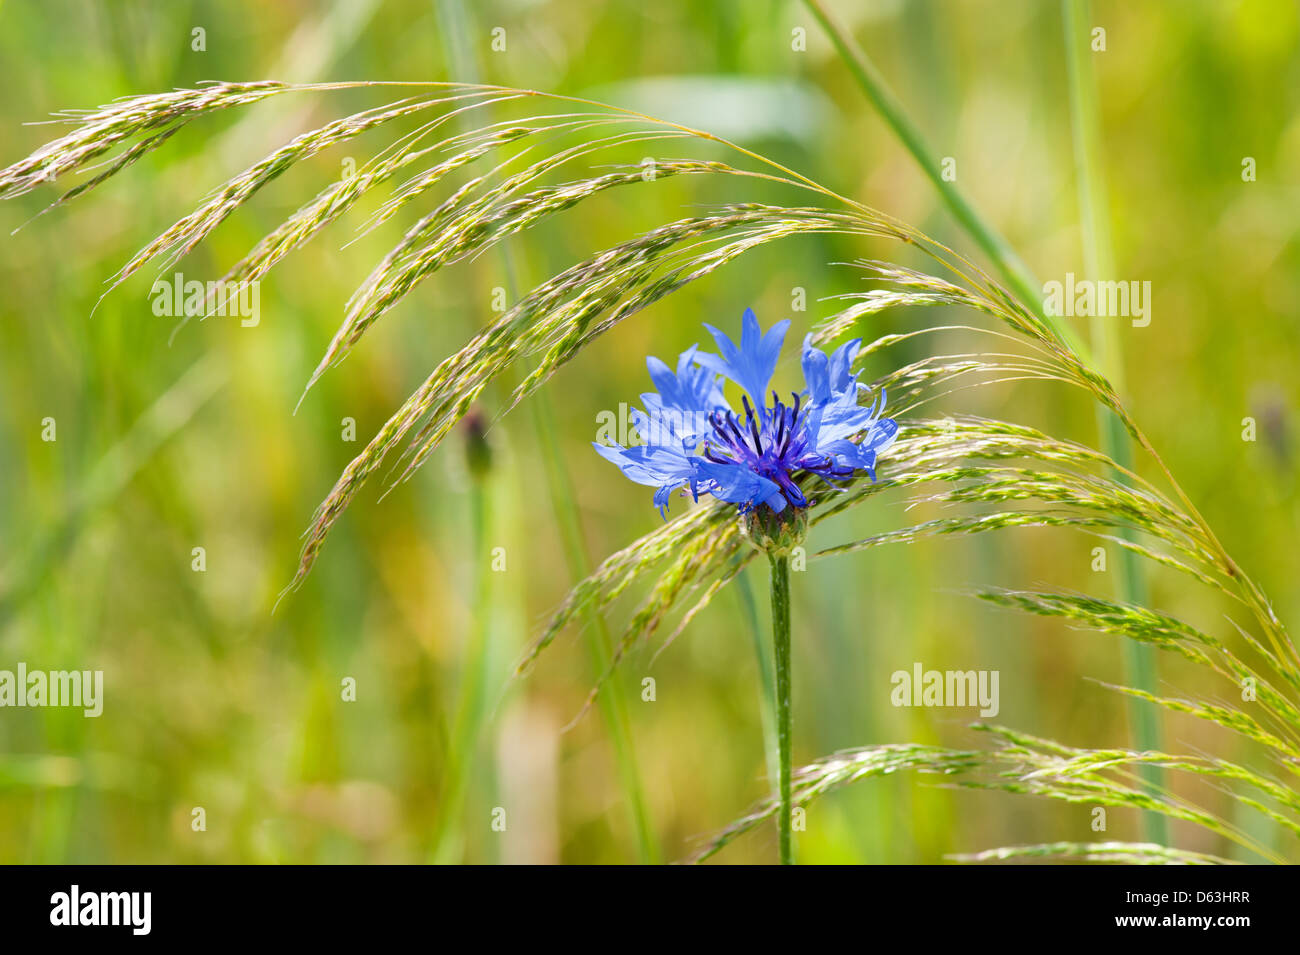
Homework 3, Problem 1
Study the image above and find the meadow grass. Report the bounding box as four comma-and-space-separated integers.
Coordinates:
1, 73, 1293, 864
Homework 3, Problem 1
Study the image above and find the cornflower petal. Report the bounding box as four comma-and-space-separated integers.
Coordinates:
696, 307, 791, 407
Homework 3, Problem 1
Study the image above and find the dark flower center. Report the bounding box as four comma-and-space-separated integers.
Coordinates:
701, 391, 859, 510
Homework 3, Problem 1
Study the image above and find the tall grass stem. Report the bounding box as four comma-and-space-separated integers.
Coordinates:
430, 467, 494, 863
533, 392, 659, 863
1062, 0, 1166, 844
800, 0, 1090, 362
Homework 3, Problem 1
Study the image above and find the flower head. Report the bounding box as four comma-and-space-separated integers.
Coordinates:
594, 308, 898, 518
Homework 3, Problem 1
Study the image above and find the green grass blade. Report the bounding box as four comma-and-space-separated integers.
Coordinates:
429, 431, 497, 863
533, 391, 659, 863
800, 0, 1088, 361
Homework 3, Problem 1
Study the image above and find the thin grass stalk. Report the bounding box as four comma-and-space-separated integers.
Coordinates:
430, 444, 494, 863
799, 0, 1089, 361
496, 163, 664, 863
428, 5, 504, 867
1062, 0, 1166, 845
533, 391, 659, 863
769, 552, 794, 865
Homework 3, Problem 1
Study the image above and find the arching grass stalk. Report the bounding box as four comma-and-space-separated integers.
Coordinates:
768, 552, 794, 865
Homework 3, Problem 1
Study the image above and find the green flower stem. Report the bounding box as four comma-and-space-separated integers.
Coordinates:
768, 552, 794, 865
737, 568, 781, 800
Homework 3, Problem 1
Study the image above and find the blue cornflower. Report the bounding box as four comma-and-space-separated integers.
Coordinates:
594, 308, 898, 519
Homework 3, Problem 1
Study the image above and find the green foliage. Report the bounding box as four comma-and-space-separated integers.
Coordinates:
2, 4, 1295, 864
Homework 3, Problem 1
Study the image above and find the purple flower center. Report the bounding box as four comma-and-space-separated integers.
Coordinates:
701, 392, 859, 510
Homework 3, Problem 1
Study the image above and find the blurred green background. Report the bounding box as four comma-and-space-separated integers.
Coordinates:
0, 0, 1296, 863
